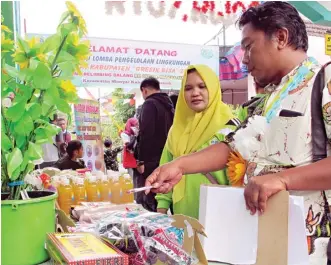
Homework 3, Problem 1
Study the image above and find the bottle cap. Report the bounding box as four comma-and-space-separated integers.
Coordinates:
62, 177, 70, 186
101, 175, 108, 182
75, 177, 84, 185
123, 174, 131, 179
88, 175, 97, 183
52, 175, 60, 182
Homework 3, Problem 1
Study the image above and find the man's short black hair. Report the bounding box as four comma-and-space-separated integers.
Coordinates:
140, 77, 160, 91
238, 1, 308, 52
104, 139, 112, 148
66, 140, 82, 159
50, 113, 58, 123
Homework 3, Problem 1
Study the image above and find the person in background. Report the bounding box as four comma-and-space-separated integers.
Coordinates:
237, 78, 267, 121
54, 140, 86, 170
104, 139, 123, 171
156, 65, 239, 219
39, 114, 63, 169
137, 77, 174, 212
169, 94, 178, 109
121, 117, 139, 175
57, 118, 72, 158
145, 2, 331, 264
57, 118, 72, 143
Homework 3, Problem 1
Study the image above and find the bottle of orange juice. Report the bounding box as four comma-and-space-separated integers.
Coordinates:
86, 175, 98, 202
100, 175, 110, 201
122, 174, 134, 203
96, 174, 102, 201
73, 177, 86, 205
111, 174, 122, 204
52, 175, 61, 189
107, 171, 114, 202
58, 177, 74, 214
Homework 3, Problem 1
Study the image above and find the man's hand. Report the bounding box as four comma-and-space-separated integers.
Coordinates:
137, 164, 144, 174
244, 173, 287, 215
145, 161, 183, 194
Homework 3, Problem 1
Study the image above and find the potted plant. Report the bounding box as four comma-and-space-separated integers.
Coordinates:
1, 2, 90, 264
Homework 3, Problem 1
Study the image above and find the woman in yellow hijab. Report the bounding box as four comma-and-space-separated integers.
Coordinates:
156, 65, 239, 219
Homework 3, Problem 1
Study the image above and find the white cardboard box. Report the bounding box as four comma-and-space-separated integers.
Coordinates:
199, 185, 308, 265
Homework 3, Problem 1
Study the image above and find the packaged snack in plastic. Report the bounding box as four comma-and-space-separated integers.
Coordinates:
72, 210, 200, 265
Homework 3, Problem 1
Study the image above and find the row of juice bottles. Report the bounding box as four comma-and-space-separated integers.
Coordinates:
56, 171, 134, 214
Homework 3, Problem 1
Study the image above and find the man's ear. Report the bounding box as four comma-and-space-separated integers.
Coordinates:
275, 28, 289, 50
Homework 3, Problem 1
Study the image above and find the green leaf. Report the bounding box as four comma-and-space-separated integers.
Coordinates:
1, 132, 13, 152
27, 162, 35, 173
15, 135, 27, 150
40, 34, 61, 54
20, 153, 29, 172
76, 44, 90, 55
27, 141, 42, 160
26, 103, 41, 120
10, 167, 21, 181
3, 64, 20, 79
58, 11, 70, 26
28, 58, 40, 70
56, 50, 77, 63
33, 62, 52, 90
13, 113, 34, 136
13, 52, 28, 63
18, 68, 34, 82
17, 36, 30, 54
15, 84, 33, 102
44, 82, 60, 100
57, 61, 75, 77
60, 23, 77, 36
7, 147, 23, 180
41, 101, 52, 116
35, 128, 52, 144
6, 100, 26, 122
56, 98, 71, 113
44, 123, 60, 137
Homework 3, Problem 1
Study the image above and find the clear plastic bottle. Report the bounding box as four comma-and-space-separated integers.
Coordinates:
111, 174, 122, 204
122, 174, 134, 203
96, 174, 102, 201
107, 171, 114, 202
52, 175, 61, 189
58, 177, 74, 214
86, 175, 98, 202
100, 175, 110, 201
73, 177, 86, 205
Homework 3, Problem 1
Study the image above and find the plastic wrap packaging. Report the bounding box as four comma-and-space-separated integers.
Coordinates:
70, 210, 198, 265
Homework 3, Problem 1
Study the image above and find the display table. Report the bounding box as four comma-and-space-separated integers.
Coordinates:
40, 260, 228, 264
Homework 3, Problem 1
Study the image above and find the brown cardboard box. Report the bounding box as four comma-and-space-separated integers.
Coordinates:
199, 185, 291, 265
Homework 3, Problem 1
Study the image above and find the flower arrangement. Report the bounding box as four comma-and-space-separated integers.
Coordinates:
1, 2, 90, 200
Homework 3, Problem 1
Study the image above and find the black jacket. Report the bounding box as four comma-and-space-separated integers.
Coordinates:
54, 155, 86, 171
137, 93, 174, 163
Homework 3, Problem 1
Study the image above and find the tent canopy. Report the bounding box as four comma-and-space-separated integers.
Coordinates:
290, 1, 331, 26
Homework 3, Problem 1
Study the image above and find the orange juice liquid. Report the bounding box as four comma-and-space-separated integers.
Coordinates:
86, 176, 98, 202
108, 176, 113, 202
111, 176, 122, 204
121, 174, 134, 203
73, 178, 86, 205
100, 176, 110, 201
124, 175, 134, 203
96, 176, 102, 202
58, 178, 74, 214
